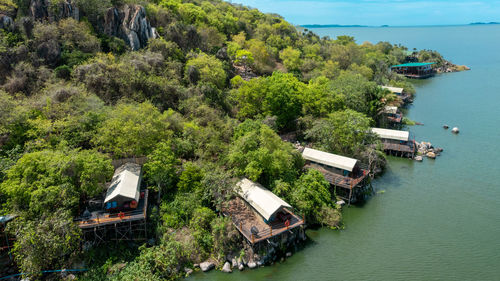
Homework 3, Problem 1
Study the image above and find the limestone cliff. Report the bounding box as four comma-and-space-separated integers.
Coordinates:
101, 5, 157, 51
1, 1, 156, 51
29, 0, 79, 21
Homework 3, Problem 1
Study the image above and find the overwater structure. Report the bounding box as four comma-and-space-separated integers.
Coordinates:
301, 147, 370, 205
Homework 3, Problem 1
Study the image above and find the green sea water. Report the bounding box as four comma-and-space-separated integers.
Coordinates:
190, 25, 500, 281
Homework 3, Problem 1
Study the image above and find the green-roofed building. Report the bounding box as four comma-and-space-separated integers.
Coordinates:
391, 62, 436, 79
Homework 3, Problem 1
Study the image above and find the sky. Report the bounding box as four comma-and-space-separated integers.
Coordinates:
229, 0, 500, 26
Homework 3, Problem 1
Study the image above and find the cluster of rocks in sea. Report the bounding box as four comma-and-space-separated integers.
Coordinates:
415, 141, 443, 161
443, 124, 460, 134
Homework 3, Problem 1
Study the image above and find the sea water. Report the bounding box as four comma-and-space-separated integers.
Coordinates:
190, 25, 500, 281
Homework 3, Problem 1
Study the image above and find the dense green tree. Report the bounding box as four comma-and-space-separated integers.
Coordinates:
306, 109, 374, 157
279, 46, 302, 72
8, 210, 81, 278
232, 72, 304, 130
92, 102, 181, 158
177, 161, 204, 193
228, 120, 303, 188
0, 149, 113, 216
144, 141, 180, 200
290, 169, 340, 227
185, 52, 226, 89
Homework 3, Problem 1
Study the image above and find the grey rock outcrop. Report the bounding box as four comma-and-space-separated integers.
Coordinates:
0, 14, 14, 31
101, 4, 157, 50
29, 0, 79, 22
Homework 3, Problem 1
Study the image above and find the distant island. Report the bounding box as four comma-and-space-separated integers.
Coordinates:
301, 24, 369, 28
469, 22, 500, 25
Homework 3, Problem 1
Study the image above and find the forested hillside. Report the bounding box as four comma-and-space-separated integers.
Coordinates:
0, 0, 430, 279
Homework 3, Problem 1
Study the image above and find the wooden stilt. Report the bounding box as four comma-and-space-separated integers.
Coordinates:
348, 188, 353, 206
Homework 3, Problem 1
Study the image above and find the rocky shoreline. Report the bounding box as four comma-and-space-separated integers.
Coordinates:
188, 225, 307, 276
436, 60, 471, 73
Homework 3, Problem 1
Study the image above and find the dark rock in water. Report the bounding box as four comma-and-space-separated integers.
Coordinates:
101, 5, 157, 50
443, 124, 449, 129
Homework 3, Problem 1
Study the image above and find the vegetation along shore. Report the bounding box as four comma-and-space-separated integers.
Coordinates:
0, 0, 467, 279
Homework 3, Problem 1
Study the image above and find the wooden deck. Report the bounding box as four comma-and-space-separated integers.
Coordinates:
382, 142, 415, 153
223, 198, 304, 244
76, 190, 148, 229
305, 164, 369, 190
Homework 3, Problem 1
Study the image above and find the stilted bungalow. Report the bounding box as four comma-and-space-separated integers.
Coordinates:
391, 62, 436, 79
224, 178, 305, 246
383, 106, 403, 124
0, 215, 16, 262
381, 86, 412, 104
75, 163, 149, 245
371, 128, 416, 158
302, 148, 370, 205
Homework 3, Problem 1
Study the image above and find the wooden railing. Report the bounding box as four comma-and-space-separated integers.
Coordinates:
75, 190, 148, 228
234, 212, 304, 244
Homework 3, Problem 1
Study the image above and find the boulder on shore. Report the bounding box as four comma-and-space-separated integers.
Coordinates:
222, 261, 232, 273
238, 263, 245, 271
247, 261, 257, 269
200, 261, 215, 272
426, 152, 436, 159
184, 268, 193, 276
414, 155, 423, 162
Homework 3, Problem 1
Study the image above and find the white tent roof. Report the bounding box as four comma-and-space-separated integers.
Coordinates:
381, 86, 404, 94
302, 147, 358, 172
104, 163, 141, 203
384, 106, 398, 114
236, 178, 292, 221
371, 128, 409, 141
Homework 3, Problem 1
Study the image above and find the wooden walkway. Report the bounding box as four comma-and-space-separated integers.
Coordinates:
76, 190, 148, 229
223, 198, 304, 244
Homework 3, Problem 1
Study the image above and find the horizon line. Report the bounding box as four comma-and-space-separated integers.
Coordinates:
299, 22, 499, 28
